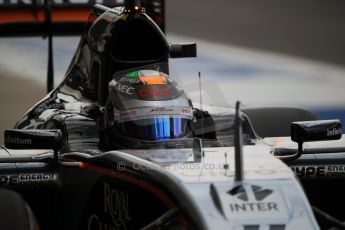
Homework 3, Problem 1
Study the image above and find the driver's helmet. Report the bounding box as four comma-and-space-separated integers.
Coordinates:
106, 69, 193, 144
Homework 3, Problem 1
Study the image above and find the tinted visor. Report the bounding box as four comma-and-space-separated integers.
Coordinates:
116, 116, 190, 141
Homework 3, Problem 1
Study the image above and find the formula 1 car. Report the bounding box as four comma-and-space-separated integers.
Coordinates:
1, 0, 345, 229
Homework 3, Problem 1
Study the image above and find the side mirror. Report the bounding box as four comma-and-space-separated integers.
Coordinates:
4, 129, 63, 162
281, 120, 342, 161
169, 43, 197, 58
291, 119, 342, 143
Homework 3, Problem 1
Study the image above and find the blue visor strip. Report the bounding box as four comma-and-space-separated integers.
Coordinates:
164, 118, 170, 138
174, 117, 180, 137
119, 117, 188, 141
159, 118, 164, 139
153, 117, 171, 140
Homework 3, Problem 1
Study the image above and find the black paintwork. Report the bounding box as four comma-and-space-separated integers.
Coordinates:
15, 3, 170, 128
0, 153, 199, 229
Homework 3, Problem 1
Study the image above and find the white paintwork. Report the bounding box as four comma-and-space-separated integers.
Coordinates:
164, 145, 293, 182
124, 144, 319, 229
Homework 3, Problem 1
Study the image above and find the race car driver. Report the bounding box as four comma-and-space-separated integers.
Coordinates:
102, 67, 217, 149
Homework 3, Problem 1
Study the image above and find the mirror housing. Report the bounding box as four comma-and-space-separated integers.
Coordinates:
4, 129, 63, 162
280, 120, 342, 162
169, 43, 197, 58
291, 119, 342, 143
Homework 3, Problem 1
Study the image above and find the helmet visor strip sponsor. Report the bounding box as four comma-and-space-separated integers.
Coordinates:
114, 106, 193, 122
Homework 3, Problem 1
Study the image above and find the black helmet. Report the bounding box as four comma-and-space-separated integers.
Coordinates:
106, 67, 193, 147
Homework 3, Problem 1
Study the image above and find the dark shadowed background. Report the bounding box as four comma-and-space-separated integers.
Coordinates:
166, 0, 345, 65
